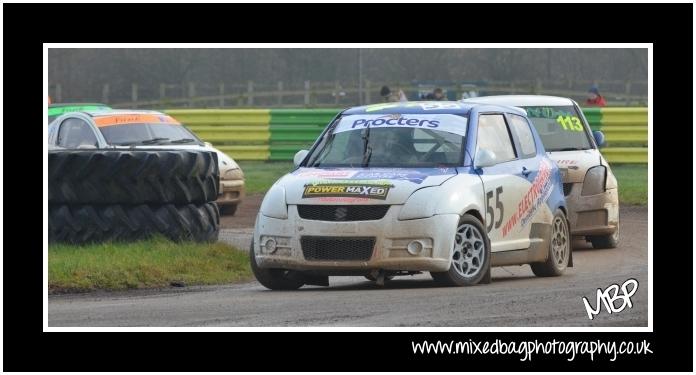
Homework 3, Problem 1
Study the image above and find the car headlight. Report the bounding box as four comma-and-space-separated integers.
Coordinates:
259, 185, 288, 219
224, 168, 244, 180
398, 187, 440, 220
581, 166, 607, 196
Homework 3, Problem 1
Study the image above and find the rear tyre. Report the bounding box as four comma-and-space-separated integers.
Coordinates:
250, 240, 304, 290
531, 209, 570, 277
220, 204, 238, 216
430, 214, 491, 287
364, 274, 394, 282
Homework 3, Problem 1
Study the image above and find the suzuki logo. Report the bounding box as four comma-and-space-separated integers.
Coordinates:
334, 207, 348, 220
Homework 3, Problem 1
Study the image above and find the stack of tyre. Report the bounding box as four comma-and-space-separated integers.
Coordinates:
49, 149, 220, 244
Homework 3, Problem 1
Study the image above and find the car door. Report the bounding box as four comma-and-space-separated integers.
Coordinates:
56, 117, 99, 149
474, 113, 530, 252
505, 113, 556, 244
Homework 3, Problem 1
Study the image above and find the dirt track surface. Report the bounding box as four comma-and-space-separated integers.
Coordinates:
220, 194, 264, 229
49, 206, 648, 327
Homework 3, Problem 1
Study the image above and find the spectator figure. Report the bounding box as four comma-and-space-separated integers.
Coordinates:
585, 85, 607, 107
380, 85, 407, 102
432, 87, 446, 101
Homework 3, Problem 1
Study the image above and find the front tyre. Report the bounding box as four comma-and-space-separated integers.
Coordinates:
531, 209, 570, 277
431, 214, 491, 286
250, 240, 304, 290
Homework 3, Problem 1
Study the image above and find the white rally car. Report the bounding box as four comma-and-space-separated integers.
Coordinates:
463, 96, 619, 248
251, 101, 571, 289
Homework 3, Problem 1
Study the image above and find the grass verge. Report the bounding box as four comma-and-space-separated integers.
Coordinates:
611, 164, 647, 205
49, 237, 251, 293
238, 160, 294, 194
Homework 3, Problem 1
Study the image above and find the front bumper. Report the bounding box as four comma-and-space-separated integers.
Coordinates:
217, 179, 245, 206
253, 205, 459, 273
564, 184, 619, 236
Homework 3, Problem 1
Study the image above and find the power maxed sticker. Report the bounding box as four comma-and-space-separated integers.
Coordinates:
302, 182, 394, 200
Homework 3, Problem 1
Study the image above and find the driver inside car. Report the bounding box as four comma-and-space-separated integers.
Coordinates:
370, 129, 416, 164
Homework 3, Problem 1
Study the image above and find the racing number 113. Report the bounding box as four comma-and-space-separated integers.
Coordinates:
556, 115, 583, 132
486, 186, 504, 233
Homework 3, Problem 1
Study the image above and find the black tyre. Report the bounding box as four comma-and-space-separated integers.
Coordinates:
588, 218, 619, 249
220, 204, 238, 216
48, 149, 219, 205
430, 214, 491, 286
249, 240, 304, 290
588, 233, 618, 249
364, 274, 394, 282
48, 202, 219, 244
531, 209, 570, 277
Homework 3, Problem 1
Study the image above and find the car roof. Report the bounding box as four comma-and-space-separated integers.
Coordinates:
49, 103, 109, 108
83, 109, 165, 117
341, 101, 526, 116
461, 95, 575, 106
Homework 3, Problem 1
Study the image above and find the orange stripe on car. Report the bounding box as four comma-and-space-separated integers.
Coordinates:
94, 114, 181, 127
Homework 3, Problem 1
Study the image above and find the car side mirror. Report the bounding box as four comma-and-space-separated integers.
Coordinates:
474, 148, 497, 169
204, 141, 213, 147
593, 131, 606, 147
294, 149, 309, 168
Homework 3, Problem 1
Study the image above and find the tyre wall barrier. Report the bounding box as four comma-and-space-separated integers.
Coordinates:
48, 149, 221, 244
164, 107, 648, 163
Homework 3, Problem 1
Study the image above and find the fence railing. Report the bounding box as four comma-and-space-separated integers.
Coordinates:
164, 107, 648, 163
49, 79, 648, 109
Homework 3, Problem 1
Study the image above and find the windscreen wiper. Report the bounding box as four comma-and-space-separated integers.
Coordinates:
361, 124, 372, 167
169, 138, 196, 144
140, 137, 170, 145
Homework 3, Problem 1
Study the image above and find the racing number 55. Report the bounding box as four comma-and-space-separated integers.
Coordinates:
486, 186, 504, 233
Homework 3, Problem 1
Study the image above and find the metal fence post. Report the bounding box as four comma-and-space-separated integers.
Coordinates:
334, 81, 340, 105
102, 83, 110, 104
219, 82, 225, 107
304, 80, 310, 107
56, 84, 62, 103
159, 83, 166, 101
277, 81, 284, 106
624, 80, 632, 106
131, 83, 138, 108
247, 81, 254, 106
364, 80, 371, 104
188, 82, 196, 107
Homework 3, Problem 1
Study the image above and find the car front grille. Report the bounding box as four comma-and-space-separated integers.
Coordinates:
300, 236, 375, 261
563, 183, 573, 196
297, 205, 389, 221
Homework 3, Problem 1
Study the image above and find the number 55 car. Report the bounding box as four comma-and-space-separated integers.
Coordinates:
251, 101, 571, 290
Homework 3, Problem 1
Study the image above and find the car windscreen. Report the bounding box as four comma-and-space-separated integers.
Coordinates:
305, 114, 467, 168
521, 105, 593, 151
98, 123, 201, 145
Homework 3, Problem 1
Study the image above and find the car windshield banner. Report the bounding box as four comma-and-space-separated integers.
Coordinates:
334, 114, 468, 137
